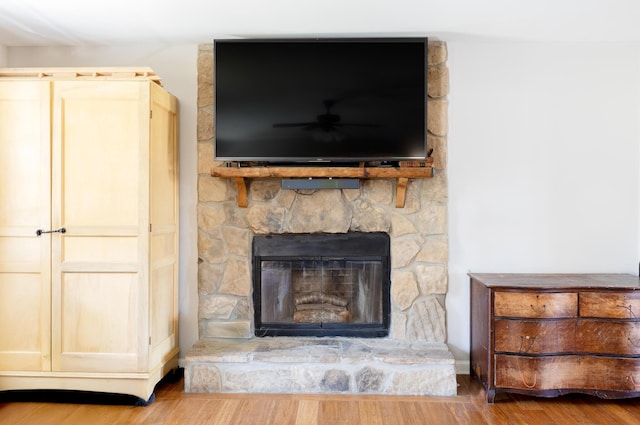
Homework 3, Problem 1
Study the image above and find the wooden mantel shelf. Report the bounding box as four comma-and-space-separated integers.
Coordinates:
211, 161, 434, 208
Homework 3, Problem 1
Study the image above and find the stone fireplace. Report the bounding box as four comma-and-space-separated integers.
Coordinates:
185, 41, 455, 395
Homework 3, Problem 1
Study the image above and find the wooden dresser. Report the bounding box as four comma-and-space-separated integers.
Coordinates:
469, 273, 640, 403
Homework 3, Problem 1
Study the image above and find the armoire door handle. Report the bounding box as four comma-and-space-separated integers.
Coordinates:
36, 227, 66, 237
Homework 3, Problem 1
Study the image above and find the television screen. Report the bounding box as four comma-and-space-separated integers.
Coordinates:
214, 38, 428, 163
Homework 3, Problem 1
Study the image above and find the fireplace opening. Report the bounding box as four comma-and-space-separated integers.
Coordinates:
253, 232, 390, 337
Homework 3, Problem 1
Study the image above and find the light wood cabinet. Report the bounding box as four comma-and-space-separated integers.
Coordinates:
0, 68, 179, 402
470, 273, 640, 403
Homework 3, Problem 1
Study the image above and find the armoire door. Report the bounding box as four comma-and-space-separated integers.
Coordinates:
0, 81, 52, 372
50, 81, 149, 373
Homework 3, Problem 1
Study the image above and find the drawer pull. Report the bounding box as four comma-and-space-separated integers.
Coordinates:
617, 304, 638, 319
629, 375, 640, 388
521, 371, 537, 389
518, 335, 537, 353
530, 304, 546, 315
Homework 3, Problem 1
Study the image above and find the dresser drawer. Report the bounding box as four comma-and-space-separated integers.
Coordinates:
576, 320, 640, 355
494, 292, 577, 318
495, 319, 575, 354
496, 319, 640, 356
495, 354, 640, 392
580, 292, 640, 319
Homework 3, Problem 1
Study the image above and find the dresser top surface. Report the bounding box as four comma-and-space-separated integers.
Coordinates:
468, 273, 640, 289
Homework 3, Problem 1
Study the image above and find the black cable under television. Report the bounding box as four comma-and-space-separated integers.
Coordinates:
213, 37, 428, 165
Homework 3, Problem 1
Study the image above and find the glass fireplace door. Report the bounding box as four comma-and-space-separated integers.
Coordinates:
257, 257, 388, 337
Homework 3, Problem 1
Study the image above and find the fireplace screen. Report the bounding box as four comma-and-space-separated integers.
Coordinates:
253, 233, 390, 337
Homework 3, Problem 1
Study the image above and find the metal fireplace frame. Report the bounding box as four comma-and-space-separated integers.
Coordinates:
252, 232, 391, 337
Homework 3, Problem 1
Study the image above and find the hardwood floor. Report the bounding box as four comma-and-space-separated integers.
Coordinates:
2, 373, 640, 424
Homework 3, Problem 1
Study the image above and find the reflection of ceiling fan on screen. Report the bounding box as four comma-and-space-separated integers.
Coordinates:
273, 99, 380, 143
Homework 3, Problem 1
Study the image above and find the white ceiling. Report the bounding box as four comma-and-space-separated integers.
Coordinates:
1, 0, 640, 46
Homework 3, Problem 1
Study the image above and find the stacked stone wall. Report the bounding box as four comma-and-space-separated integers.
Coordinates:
196, 41, 448, 342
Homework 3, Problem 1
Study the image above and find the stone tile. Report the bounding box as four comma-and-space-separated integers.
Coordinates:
246, 204, 287, 234
355, 366, 384, 392
390, 366, 457, 396
219, 259, 250, 296
197, 141, 215, 174
197, 50, 214, 85
350, 199, 391, 233
321, 370, 351, 392
223, 368, 302, 393
406, 298, 447, 342
416, 265, 448, 294
202, 320, 252, 339
221, 226, 249, 257
197, 202, 226, 229
197, 106, 214, 141
223, 203, 249, 228
186, 363, 221, 393
288, 190, 352, 233
416, 203, 448, 235
233, 298, 252, 320
362, 179, 394, 205
427, 41, 447, 66
199, 295, 237, 320
250, 179, 281, 202
416, 235, 449, 264
390, 212, 417, 237
427, 99, 448, 137
420, 169, 447, 202
197, 233, 226, 264
199, 176, 228, 202
428, 135, 447, 170
427, 64, 449, 99
390, 312, 407, 339
184, 337, 456, 395
198, 262, 223, 295
391, 237, 421, 268
391, 271, 419, 311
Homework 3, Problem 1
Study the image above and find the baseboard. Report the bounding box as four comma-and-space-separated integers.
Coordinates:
455, 359, 470, 375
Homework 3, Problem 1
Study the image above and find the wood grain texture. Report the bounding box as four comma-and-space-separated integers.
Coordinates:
210, 162, 434, 179
494, 320, 573, 354
494, 292, 577, 318
0, 67, 161, 83
467, 273, 640, 289
580, 291, 640, 319
3, 375, 640, 425
211, 164, 434, 208
495, 319, 640, 356
0, 75, 179, 401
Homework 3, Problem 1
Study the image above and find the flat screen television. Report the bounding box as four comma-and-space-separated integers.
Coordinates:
214, 37, 428, 164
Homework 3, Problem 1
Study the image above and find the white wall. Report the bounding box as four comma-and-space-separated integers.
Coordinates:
9, 41, 640, 371
447, 41, 640, 368
8, 45, 200, 362
0, 44, 7, 66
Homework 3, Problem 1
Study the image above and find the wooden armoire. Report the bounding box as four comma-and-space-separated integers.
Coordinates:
0, 68, 179, 402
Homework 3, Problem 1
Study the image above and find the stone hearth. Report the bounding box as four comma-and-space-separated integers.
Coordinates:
185, 40, 454, 396
186, 338, 455, 395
